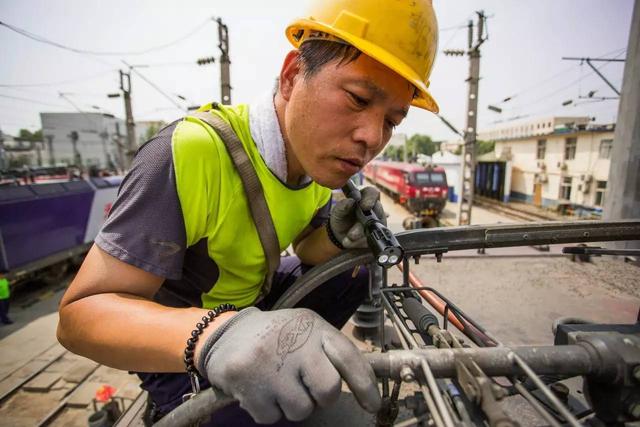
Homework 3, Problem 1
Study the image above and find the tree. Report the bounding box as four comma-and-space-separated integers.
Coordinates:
145, 122, 166, 141
477, 140, 495, 156
453, 140, 495, 156
383, 145, 404, 161
407, 134, 438, 157
18, 129, 43, 142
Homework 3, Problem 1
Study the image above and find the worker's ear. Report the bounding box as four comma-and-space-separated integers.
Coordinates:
278, 50, 302, 102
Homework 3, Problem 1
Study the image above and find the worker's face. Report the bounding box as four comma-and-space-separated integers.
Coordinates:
279, 50, 414, 189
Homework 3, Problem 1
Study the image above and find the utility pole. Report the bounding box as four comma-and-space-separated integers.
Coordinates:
444, 11, 487, 225
0, 129, 5, 170
196, 18, 232, 105
113, 122, 125, 173
108, 71, 136, 169
120, 70, 136, 167
99, 130, 109, 169
604, 0, 640, 250
68, 130, 82, 167
217, 18, 231, 105
45, 135, 55, 166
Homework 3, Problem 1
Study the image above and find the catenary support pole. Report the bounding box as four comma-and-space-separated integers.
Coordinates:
604, 0, 640, 250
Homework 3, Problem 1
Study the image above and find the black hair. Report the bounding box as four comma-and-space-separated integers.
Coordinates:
297, 40, 362, 79
297, 38, 419, 99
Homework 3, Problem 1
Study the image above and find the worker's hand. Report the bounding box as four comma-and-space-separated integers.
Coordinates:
329, 186, 386, 249
197, 307, 381, 424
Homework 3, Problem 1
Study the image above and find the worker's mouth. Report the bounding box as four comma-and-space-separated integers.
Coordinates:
336, 157, 363, 174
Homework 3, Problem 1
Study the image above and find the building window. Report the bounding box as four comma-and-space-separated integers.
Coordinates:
560, 177, 572, 201
599, 139, 613, 159
537, 139, 546, 160
564, 137, 577, 160
595, 180, 607, 206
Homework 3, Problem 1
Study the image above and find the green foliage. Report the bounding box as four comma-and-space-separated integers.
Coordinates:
477, 139, 495, 155
383, 145, 404, 161
407, 134, 438, 156
18, 129, 43, 142
382, 133, 438, 162
145, 122, 166, 141
452, 140, 495, 156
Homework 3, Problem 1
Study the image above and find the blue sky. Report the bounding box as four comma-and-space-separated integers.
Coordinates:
0, 0, 634, 141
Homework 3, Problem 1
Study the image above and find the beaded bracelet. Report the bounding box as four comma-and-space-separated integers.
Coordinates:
325, 220, 345, 250
183, 303, 237, 399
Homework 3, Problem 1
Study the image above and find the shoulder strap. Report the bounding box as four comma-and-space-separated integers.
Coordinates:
192, 108, 279, 303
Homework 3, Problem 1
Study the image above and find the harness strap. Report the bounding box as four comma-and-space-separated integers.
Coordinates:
192, 106, 279, 302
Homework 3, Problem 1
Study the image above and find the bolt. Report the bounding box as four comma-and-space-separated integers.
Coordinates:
633, 365, 640, 383
400, 365, 415, 383
492, 384, 506, 400
549, 383, 570, 403
627, 402, 640, 419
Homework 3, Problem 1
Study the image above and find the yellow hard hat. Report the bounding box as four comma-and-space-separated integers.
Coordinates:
286, 0, 439, 113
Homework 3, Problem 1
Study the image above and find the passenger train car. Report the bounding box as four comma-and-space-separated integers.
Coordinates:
0, 175, 123, 286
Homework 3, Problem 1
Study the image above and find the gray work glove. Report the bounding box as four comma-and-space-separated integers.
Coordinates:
329, 186, 386, 249
197, 307, 381, 424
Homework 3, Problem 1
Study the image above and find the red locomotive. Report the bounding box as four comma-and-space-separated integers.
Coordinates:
363, 160, 448, 227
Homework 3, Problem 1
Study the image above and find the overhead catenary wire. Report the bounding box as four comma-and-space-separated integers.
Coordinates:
0, 94, 69, 109
123, 62, 186, 111
497, 49, 626, 118
0, 70, 116, 88
0, 18, 214, 56
488, 47, 626, 107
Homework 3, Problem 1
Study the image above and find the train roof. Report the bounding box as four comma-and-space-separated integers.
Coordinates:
369, 160, 445, 173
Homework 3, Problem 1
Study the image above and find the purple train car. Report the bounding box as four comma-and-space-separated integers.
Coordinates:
0, 176, 123, 285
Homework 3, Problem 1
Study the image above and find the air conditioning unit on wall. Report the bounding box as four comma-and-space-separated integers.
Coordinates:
579, 174, 593, 193
580, 174, 593, 184
557, 161, 568, 171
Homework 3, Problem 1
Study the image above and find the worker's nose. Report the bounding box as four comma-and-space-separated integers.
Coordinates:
352, 115, 385, 152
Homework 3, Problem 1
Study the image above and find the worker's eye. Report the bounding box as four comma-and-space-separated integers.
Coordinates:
347, 91, 370, 108
385, 119, 398, 132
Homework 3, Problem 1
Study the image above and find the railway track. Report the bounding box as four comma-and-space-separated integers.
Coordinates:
0, 274, 142, 427
0, 341, 141, 426
473, 196, 559, 222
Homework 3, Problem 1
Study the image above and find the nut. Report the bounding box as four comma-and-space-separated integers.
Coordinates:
400, 365, 415, 383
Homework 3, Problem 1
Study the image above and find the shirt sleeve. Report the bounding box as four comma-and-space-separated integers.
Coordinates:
308, 196, 331, 229
95, 121, 187, 279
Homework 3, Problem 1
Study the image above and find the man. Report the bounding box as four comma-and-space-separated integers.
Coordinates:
57, 0, 439, 425
0, 275, 12, 325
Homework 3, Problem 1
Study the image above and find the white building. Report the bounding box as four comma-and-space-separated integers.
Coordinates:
479, 116, 592, 141
485, 117, 614, 214
40, 112, 126, 169
431, 150, 462, 203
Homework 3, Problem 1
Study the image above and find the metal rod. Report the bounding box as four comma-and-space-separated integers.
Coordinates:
420, 359, 456, 427
512, 381, 563, 427
367, 346, 594, 380
585, 58, 621, 95
419, 380, 446, 427
508, 352, 582, 427
272, 220, 640, 310
394, 415, 429, 427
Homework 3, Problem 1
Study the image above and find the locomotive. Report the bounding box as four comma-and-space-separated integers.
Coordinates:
363, 160, 448, 228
